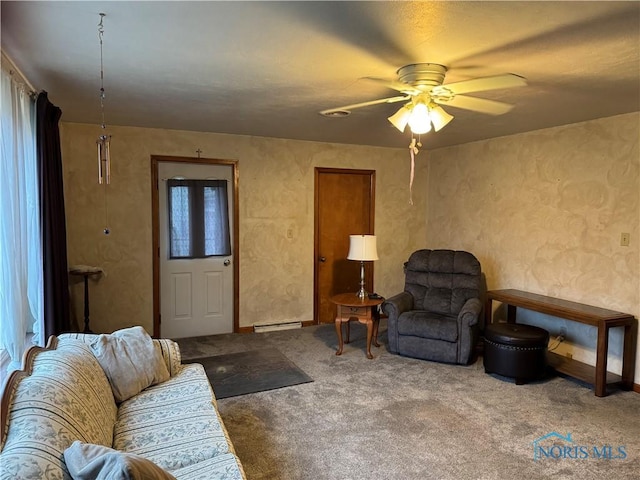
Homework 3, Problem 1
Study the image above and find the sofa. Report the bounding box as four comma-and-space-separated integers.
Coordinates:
0, 329, 246, 480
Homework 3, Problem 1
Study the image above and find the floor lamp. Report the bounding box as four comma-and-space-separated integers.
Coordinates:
347, 235, 378, 299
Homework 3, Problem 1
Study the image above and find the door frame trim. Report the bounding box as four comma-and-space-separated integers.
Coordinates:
313, 167, 376, 325
151, 155, 240, 337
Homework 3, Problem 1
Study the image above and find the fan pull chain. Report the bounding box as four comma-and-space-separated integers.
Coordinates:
408, 136, 422, 205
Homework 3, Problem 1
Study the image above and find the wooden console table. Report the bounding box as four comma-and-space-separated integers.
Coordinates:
485, 289, 637, 397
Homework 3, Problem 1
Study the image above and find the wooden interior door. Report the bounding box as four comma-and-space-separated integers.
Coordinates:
314, 168, 375, 324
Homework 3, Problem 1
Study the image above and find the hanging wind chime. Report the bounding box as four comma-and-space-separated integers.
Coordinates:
96, 13, 111, 235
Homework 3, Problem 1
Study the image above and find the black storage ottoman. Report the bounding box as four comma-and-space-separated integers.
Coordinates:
483, 323, 549, 385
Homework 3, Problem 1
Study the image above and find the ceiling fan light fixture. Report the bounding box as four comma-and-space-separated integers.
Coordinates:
322, 62, 525, 139
429, 104, 454, 132
408, 102, 431, 135
387, 105, 411, 132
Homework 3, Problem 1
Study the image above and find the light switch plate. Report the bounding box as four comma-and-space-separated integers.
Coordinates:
620, 232, 630, 246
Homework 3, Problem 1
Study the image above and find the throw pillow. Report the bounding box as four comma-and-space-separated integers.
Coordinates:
64, 441, 176, 480
90, 326, 170, 403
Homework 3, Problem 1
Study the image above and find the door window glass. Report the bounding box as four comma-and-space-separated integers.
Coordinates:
167, 179, 231, 258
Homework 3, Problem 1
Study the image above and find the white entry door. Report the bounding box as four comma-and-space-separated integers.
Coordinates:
158, 162, 234, 338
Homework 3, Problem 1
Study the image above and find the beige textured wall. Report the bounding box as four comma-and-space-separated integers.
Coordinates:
61, 123, 427, 334
426, 113, 640, 382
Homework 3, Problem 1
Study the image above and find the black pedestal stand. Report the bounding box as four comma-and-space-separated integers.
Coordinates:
69, 266, 103, 333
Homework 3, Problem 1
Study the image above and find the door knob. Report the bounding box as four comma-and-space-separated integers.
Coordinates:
319, 256, 326, 262
224, 259, 231, 266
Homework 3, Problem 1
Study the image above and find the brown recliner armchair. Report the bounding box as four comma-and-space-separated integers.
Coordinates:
382, 249, 483, 365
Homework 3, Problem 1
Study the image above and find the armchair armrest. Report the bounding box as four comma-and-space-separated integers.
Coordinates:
382, 292, 414, 354
382, 292, 414, 320
457, 297, 482, 327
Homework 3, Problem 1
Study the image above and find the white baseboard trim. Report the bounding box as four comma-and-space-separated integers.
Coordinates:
253, 321, 303, 333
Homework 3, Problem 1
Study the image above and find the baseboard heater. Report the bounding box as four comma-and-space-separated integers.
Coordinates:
253, 321, 302, 333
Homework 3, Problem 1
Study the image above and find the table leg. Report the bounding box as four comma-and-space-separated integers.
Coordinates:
372, 307, 380, 347
82, 275, 92, 333
335, 318, 344, 356
595, 324, 609, 397
621, 320, 637, 390
485, 298, 493, 325
345, 319, 351, 344
507, 304, 517, 323
365, 319, 374, 359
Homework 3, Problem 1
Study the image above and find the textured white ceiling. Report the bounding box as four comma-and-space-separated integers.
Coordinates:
2, 1, 639, 149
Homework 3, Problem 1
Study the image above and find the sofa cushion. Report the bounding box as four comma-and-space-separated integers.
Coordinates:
154, 338, 182, 377
90, 326, 170, 403
113, 364, 235, 472
170, 453, 246, 480
397, 311, 458, 342
0, 339, 118, 479
64, 441, 177, 480
59, 333, 182, 378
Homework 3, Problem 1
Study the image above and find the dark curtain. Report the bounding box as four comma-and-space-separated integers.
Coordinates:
36, 91, 70, 336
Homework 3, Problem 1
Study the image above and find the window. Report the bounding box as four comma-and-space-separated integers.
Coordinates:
0, 66, 43, 371
168, 179, 231, 258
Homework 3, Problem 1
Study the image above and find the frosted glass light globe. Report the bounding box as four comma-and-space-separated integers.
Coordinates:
408, 103, 432, 134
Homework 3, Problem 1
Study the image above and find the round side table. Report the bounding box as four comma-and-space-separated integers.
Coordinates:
330, 292, 384, 359
69, 265, 103, 333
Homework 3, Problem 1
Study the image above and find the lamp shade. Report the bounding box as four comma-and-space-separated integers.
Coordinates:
388, 105, 411, 132
429, 104, 454, 132
347, 235, 378, 261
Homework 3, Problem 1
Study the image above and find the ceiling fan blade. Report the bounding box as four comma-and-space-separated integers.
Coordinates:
434, 95, 514, 115
434, 74, 527, 96
362, 77, 421, 95
320, 95, 409, 115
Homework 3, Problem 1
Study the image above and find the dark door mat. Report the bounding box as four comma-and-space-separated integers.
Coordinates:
186, 348, 313, 399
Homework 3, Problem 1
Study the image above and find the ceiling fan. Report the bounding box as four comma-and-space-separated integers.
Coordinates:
320, 63, 527, 135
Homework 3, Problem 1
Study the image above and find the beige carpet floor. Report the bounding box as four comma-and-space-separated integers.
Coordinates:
177, 321, 640, 480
